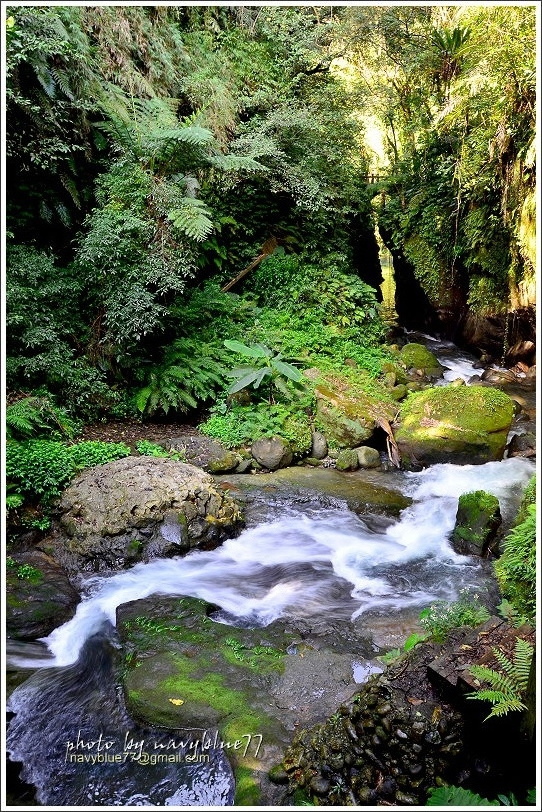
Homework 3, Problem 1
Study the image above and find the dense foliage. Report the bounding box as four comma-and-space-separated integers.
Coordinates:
5, 5, 536, 427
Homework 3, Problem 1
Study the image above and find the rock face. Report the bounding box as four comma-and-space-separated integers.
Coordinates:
451, 490, 502, 556
395, 385, 515, 466
251, 437, 293, 470
311, 371, 395, 449
48, 457, 242, 573
6, 550, 78, 639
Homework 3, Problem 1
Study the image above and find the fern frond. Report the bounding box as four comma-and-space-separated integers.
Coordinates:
207, 154, 267, 173
470, 665, 518, 696
168, 198, 214, 241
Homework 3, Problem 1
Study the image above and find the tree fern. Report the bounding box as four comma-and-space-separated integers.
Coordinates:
168, 198, 214, 241
468, 638, 534, 720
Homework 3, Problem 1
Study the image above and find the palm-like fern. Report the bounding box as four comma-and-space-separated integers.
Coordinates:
135, 339, 228, 416
6, 396, 77, 440
468, 638, 534, 720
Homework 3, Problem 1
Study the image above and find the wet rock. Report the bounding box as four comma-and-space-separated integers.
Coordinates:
49, 457, 242, 573
507, 432, 536, 459
251, 437, 293, 470
395, 385, 515, 466
336, 449, 359, 471
6, 550, 78, 640
355, 446, 381, 469
451, 490, 502, 556
310, 431, 328, 460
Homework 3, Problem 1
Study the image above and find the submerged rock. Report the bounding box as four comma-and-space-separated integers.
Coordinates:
451, 490, 502, 556
46, 457, 242, 573
395, 385, 515, 466
6, 550, 78, 640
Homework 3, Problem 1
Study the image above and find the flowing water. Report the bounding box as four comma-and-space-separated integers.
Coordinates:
5, 332, 536, 807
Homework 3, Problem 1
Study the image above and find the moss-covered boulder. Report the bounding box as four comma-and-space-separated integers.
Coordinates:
451, 491, 502, 556
398, 342, 443, 377
117, 595, 364, 805
336, 449, 359, 471
395, 385, 515, 466
311, 370, 396, 449
6, 550, 78, 639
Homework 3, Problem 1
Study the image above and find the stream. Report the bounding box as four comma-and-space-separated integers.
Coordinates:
5, 341, 536, 807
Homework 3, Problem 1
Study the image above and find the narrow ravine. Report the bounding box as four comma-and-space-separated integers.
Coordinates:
6, 452, 534, 806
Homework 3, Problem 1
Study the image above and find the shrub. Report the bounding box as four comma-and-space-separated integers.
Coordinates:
6, 440, 131, 506
135, 338, 228, 416
68, 441, 131, 471
419, 589, 490, 643
494, 500, 536, 623
6, 395, 79, 440
200, 402, 312, 453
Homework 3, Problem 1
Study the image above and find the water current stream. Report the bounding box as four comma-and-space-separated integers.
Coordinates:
5, 341, 536, 806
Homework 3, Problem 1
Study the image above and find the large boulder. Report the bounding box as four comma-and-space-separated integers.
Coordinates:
451, 490, 502, 556
44, 457, 242, 574
6, 550, 78, 639
309, 371, 395, 449
395, 385, 515, 466
251, 437, 293, 470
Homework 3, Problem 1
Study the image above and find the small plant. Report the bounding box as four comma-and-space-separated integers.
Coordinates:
497, 598, 529, 628
6, 558, 43, 582
419, 590, 490, 643
426, 785, 499, 805
223, 340, 304, 403
426, 784, 536, 806
468, 637, 534, 720
200, 402, 312, 452
135, 440, 186, 461
494, 496, 536, 624
378, 631, 428, 665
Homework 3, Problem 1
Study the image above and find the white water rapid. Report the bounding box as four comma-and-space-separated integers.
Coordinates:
14, 457, 533, 670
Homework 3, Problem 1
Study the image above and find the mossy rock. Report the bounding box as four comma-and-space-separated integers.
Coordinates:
395, 385, 515, 466
336, 449, 359, 471
399, 343, 443, 377
381, 361, 409, 385
314, 371, 395, 449
6, 550, 79, 639
451, 490, 502, 556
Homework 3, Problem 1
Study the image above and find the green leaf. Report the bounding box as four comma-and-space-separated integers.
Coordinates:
224, 340, 270, 358
426, 785, 499, 806
228, 370, 264, 394
273, 359, 303, 382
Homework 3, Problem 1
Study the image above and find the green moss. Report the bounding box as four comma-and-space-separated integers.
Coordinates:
399, 342, 442, 374
234, 765, 261, 806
